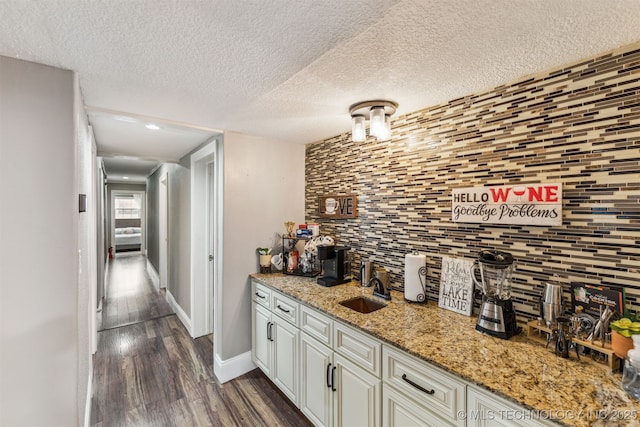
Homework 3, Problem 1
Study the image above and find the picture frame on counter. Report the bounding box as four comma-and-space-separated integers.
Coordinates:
438, 256, 474, 316
318, 194, 358, 218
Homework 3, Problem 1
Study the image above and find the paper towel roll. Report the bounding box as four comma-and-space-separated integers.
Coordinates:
404, 252, 427, 302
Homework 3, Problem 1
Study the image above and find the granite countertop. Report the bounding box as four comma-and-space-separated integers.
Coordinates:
250, 273, 640, 427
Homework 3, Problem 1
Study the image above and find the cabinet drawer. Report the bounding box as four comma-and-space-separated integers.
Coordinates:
334, 321, 381, 376
383, 345, 465, 426
467, 386, 556, 427
252, 281, 271, 309
383, 384, 456, 427
272, 291, 299, 326
300, 305, 332, 347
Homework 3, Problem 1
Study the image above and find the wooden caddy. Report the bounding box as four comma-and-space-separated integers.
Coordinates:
526, 320, 621, 372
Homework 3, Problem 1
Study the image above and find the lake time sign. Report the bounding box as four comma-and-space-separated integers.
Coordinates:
452, 183, 562, 226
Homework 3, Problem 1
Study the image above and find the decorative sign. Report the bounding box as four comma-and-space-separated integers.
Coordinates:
452, 183, 562, 226
318, 195, 358, 218
438, 256, 474, 316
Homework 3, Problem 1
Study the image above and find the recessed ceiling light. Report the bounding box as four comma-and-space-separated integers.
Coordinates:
145, 123, 160, 130
123, 176, 129, 180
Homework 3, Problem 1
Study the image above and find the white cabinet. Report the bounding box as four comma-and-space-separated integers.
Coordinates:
466, 386, 554, 427
252, 303, 272, 376
252, 280, 553, 427
335, 322, 381, 375
300, 331, 334, 426
382, 345, 466, 427
298, 305, 381, 427
251, 282, 299, 405
333, 352, 380, 427
272, 317, 299, 400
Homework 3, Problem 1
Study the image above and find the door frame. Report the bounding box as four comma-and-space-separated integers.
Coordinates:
159, 173, 169, 289
190, 139, 218, 338
110, 189, 146, 255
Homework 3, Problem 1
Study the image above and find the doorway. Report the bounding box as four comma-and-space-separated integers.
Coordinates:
190, 141, 217, 338
110, 190, 146, 255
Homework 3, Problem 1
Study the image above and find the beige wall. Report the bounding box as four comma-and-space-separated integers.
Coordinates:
75, 73, 95, 426
0, 56, 80, 425
146, 162, 192, 316
219, 132, 305, 361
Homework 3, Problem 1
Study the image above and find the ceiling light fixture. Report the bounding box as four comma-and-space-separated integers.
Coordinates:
349, 100, 398, 142
145, 123, 160, 130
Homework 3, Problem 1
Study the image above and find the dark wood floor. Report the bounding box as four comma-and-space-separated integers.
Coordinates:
91, 254, 311, 426
100, 253, 174, 331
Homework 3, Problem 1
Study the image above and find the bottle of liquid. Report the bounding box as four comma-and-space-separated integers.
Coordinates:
622, 335, 640, 399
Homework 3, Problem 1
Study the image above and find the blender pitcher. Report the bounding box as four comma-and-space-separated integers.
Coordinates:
471, 250, 515, 299
472, 249, 521, 339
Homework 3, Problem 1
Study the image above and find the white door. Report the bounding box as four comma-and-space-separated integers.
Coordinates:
300, 333, 334, 427
333, 353, 380, 427
206, 161, 215, 332
159, 173, 168, 288
272, 319, 299, 405
190, 142, 216, 338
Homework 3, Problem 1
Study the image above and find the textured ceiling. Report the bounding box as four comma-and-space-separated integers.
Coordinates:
1, 0, 640, 169
102, 157, 161, 185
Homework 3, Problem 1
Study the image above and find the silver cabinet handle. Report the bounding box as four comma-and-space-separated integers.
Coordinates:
267, 322, 274, 342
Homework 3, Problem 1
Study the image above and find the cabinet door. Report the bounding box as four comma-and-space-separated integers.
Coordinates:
382, 384, 455, 427
252, 302, 272, 376
272, 318, 299, 405
466, 386, 553, 427
333, 353, 380, 427
300, 333, 333, 427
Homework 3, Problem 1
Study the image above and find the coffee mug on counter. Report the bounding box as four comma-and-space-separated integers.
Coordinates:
271, 253, 283, 271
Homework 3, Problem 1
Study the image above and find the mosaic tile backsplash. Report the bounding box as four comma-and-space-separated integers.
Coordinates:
305, 43, 640, 322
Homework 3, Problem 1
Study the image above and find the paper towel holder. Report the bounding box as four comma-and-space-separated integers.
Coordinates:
405, 251, 427, 303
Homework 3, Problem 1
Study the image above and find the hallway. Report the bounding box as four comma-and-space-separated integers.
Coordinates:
90, 255, 310, 426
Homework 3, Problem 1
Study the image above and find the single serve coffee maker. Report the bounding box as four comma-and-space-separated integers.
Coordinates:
317, 245, 351, 287
472, 250, 521, 339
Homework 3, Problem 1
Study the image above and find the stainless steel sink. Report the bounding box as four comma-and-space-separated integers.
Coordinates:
339, 296, 386, 314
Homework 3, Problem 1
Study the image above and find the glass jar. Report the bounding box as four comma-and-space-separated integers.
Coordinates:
622, 359, 640, 400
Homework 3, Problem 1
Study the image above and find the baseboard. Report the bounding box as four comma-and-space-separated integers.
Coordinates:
146, 259, 160, 291
214, 351, 256, 384
83, 368, 93, 427
166, 290, 192, 333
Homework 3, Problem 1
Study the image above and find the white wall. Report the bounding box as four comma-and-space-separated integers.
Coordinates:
0, 57, 80, 425
217, 132, 305, 366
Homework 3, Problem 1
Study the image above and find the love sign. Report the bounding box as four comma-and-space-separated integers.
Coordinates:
318, 195, 358, 218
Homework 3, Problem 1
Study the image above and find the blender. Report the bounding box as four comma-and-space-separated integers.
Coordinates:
472, 250, 521, 339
